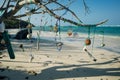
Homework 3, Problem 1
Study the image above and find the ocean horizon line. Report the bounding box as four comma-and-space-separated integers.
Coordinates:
34, 25, 120, 27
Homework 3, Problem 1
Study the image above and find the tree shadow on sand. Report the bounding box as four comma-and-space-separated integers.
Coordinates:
0, 56, 120, 80
35, 56, 120, 80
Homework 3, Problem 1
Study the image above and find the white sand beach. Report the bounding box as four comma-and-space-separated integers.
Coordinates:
0, 30, 120, 80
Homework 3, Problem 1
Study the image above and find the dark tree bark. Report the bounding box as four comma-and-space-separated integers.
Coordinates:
0, 0, 108, 27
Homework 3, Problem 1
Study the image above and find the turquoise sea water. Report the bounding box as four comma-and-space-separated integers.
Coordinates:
33, 25, 120, 37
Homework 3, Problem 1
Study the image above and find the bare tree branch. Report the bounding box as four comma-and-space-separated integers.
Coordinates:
83, 0, 90, 14
0, 0, 108, 27
53, 1, 83, 23
4, 0, 11, 13
0, 0, 7, 9
38, 3, 108, 27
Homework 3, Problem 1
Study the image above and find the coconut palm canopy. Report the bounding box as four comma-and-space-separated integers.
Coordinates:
0, 0, 108, 28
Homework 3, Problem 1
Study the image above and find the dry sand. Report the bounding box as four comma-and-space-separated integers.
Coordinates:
0, 31, 120, 80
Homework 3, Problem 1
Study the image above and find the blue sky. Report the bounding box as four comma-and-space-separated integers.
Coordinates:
66, 0, 120, 25
30, 0, 120, 26
1, 0, 120, 26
